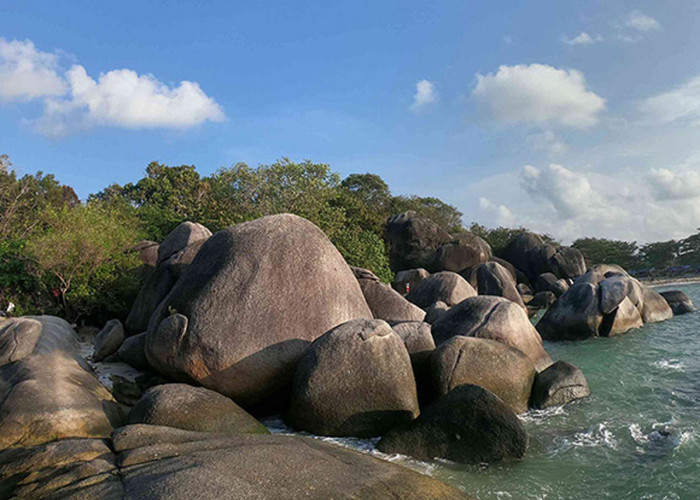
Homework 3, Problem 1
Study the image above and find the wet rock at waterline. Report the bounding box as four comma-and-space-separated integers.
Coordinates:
431, 336, 536, 413
377, 384, 527, 464
145, 214, 372, 408
660, 290, 696, 315
530, 361, 590, 409
406, 271, 477, 308
537, 283, 603, 340
128, 384, 269, 435
0, 425, 471, 499
431, 296, 552, 372
640, 286, 674, 323
287, 319, 419, 437
92, 318, 125, 362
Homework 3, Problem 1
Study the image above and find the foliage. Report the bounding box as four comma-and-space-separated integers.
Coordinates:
26, 202, 144, 323
391, 195, 464, 233
0, 239, 44, 316
638, 240, 680, 269
469, 223, 559, 256
332, 227, 393, 282
572, 237, 639, 270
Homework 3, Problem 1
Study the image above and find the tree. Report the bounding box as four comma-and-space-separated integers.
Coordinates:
337, 173, 392, 233
572, 237, 639, 270
391, 195, 464, 233
639, 240, 680, 269
27, 202, 144, 322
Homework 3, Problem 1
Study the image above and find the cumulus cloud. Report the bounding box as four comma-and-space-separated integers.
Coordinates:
36, 65, 225, 137
0, 38, 66, 102
479, 197, 514, 225
625, 11, 661, 32
562, 32, 603, 46
410, 79, 437, 111
639, 74, 700, 124
530, 130, 568, 156
473, 64, 606, 128
520, 164, 602, 219
648, 168, 700, 200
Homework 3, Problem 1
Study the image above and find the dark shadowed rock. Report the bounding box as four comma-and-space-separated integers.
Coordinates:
502, 232, 545, 280
599, 275, 631, 314
530, 291, 556, 308
424, 300, 449, 324
477, 261, 525, 307
377, 384, 527, 464
530, 361, 590, 409
287, 319, 418, 437
640, 286, 674, 323
431, 336, 536, 413
157, 221, 212, 265
384, 211, 452, 271
392, 268, 430, 294
517, 283, 533, 296
145, 214, 372, 408
537, 283, 603, 341
118, 332, 148, 370
125, 238, 209, 335
93, 319, 124, 362
550, 247, 586, 279
354, 268, 425, 322
660, 290, 696, 315
128, 384, 268, 435
428, 233, 491, 273
431, 296, 552, 371
536, 272, 569, 297
406, 271, 477, 308
391, 321, 435, 406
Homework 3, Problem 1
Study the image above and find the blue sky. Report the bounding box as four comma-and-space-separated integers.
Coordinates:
2, 0, 700, 242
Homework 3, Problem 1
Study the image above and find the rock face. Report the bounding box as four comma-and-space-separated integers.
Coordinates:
550, 247, 586, 280
132, 240, 159, 267
476, 261, 525, 307
377, 384, 527, 464
501, 232, 547, 281
287, 319, 419, 437
537, 268, 673, 340
502, 232, 584, 282
391, 321, 435, 405
640, 286, 674, 323
392, 268, 430, 294
128, 384, 269, 435
125, 237, 209, 334
536, 272, 569, 297
157, 221, 212, 265
424, 300, 449, 324
145, 214, 372, 408
384, 211, 451, 271
406, 271, 477, 308
93, 318, 125, 362
431, 296, 552, 372
530, 361, 590, 409
660, 290, 696, 315
431, 337, 536, 413
428, 234, 491, 274
353, 267, 425, 322
0, 316, 123, 450
0, 425, 472, 499
118, 332, 149, 370
530, 291, 556, 308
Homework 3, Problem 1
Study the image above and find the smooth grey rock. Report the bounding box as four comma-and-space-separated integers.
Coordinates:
93, 319, 125, 362
660, 290, 696, 315
384, 211, 452, 272
476, 261, 525, 307
424, 300, 449, 324
157, 221, 212, 265
355, 269, 425, 322
537, 283, 603, 341
530, 361, 590, 409
392, 268, 430, 295
406, 271, 477, 308
117, 333, 148, 370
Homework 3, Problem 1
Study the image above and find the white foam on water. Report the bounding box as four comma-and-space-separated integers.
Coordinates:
520, 405, 567, 424
652, 359, 685, 371
562, 422, 618, 450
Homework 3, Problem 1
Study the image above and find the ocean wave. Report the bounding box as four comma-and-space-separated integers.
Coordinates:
561, 422, 618, 450
652, 359, 686, 371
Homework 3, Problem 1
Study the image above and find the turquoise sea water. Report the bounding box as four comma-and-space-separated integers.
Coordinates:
434, 283, 700, 500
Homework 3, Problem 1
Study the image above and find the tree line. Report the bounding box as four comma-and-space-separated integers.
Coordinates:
2, 153, 698, 325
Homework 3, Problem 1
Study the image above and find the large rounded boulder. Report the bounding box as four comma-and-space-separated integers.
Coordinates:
431, 296, 552, 371
384, 211, 452, 271
640, 286, 674, 323
145, 214, 372, 408
476, 261, 525, 307
353, 267, 425, 322
537, 282, 603, 341
530, 361, 590, 409
660, 290, 696, 315
431, 336, 536, 413
157, 221, 212, 265
428, 233, 491, 273
406, 271, 477, 308
392, 268, 430, 294
286, 319, 419, 437
127, 384, 269, 435
377, 384, 527, 464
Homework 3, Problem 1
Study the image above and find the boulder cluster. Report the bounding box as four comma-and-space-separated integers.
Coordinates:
0, 210, 693, 499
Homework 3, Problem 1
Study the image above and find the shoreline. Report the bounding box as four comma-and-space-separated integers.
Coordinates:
638, 276, 700, 288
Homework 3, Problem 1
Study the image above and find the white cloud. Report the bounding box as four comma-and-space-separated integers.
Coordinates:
530, 130, 568, 156
562, 32, 603, 46
648, 168, 700, 200
520, 164, 602, 219
0, 38, 66, 102
473, 64, 606, 128
410, 79, 437, 111
37, 65, 225, 137
479, 197, 514, 225
625, 11, 661, 32
640, 74, 700, 124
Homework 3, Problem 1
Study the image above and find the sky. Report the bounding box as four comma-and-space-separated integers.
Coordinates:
1, 0, 700, 243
